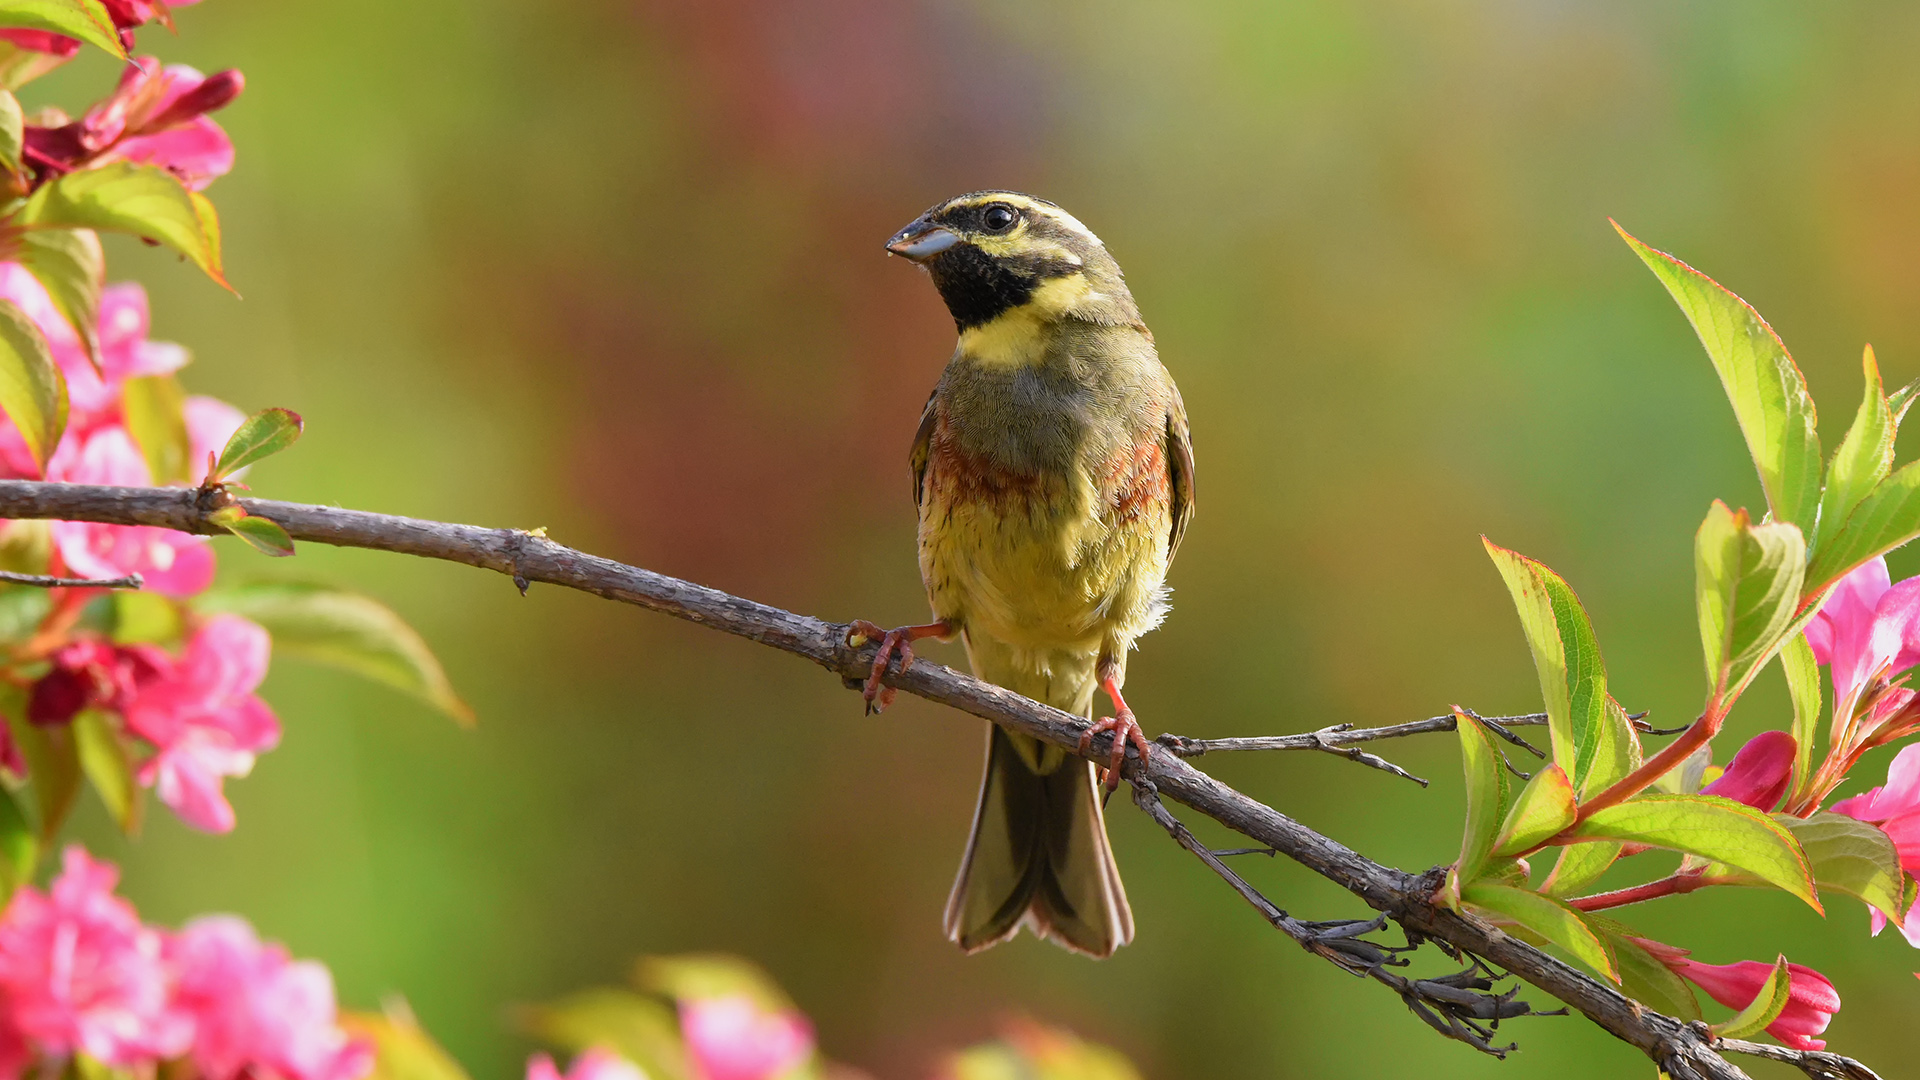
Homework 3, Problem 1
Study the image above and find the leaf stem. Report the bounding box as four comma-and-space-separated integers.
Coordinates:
1568, 873, 1709, 912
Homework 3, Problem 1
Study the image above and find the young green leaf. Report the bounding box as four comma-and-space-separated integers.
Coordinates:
16, 227, 103, 366
1570, 793, 1819, 911
1700, 812, 1902, 920
1483, 539, 1609, 786
19, 162, 227, 288
1493, 764, 1577, 857
1888, 375, 1920, 429
1617, 223, 1821, 533
72, 709, 140, 835
1580, 695, 1643, 801
1694, 501, 1805, 707
1542, 840, 1621, 898
122, 374, 192, 484
1779, 633, 1821, 804
0, 298, 66, 471
208, 506, 295, 558
1710, 955, 1792, 1041
1461, 881, 1617, 981
343, 1005, 478, 1080
1585, 918, 1703, 1022
5, 706, 77, 841
0, 782, 34, 907
634, 954, 799, 1012
0, 0, 127, 60
1448, 708, 1511, 896
1803, 458, 1920, 598
0, 88, 20, 174
512, 988, 688, 1080
195, 581, 473, 725
210, 408, 302, 481
1815, 346, 1896, 553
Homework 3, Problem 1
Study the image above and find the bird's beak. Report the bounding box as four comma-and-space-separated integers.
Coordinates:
886, 223, 960, 261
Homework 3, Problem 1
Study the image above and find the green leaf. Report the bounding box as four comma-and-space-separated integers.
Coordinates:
1483, 539, 1609, 786
1804, 458, 1920, 598
1618, 223, 1821, 532
1493, 764, 1577, 857
5, 704, 77, 841
1710, 955, 1792, 1041
19, 162, 227, 288
1701, 812, 1903, 920
196, 581, 472, 724
1652, 743, 1713, 796
0, 297, 65, 471
210, 408, 302, 481
1816, 345, 1896, 553
0, 782, 34, 906
0, 89, 20, 174
209, 506, 295, 558
1888, 375, 1920, 428
1581, 695, 1643, 801
513, 988, 688, 1080
16, 227, 103, 366
1542, 840, 1621, 898
0, 42, 66, 91
1694, 501, 1805, 706
1780, 633, 1822, 805
71, 709, 139, 835
122, 374, 191, 484
1570, 793, 1819, 911
343, 1006, 475, 1080
110, 590, 180, 645
0, 0, 128, 60
1448, 708, 1511, 896
1586, 918, 1702, 1022
633, 954, 795, 1011
947, 1026, 1141, 1080
1462, 881, 1616, 980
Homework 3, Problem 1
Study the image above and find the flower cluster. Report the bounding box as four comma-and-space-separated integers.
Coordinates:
0, 1, 201, 60
0, 846, 368, 1080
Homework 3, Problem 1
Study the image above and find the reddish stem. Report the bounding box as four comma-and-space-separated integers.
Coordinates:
1571, 702, 1723, 823
1569, 872, 1710, 912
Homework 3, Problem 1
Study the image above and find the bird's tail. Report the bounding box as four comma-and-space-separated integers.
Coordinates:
942, 645, 1133, 957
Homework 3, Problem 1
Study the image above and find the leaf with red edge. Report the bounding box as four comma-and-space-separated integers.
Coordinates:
210, 407, 302, 481
209, 506, 294, 558
20, 162, 229, 289
0, 0, 126, 61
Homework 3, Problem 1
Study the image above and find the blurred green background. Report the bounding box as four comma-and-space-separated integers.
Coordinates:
24, 0, 1920, 1076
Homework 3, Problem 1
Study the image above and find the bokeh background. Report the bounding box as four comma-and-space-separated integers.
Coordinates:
21, 1, 1920, 1076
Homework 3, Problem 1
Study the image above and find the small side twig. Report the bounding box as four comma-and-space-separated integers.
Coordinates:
0, 569, 143, 590
1713, 1037, 1883, 1080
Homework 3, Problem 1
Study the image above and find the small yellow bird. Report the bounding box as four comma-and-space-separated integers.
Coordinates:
851, 191, 1194, 958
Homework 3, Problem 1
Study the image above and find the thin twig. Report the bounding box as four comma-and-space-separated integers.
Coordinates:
0, 569, 142, 589
1713, 1037, 1884, 1080
0, 480, 1816, 1080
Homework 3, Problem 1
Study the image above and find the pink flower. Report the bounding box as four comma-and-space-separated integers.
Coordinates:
1832, 743, 1920, 945
1666, 955, 1840, 1051
526, 1048, 648, 1080
0, 847, 189, 1065
169, 917, 373, 1080
1804, 557, 1920, 715
46, 427, 214, 596
21, 59, 236, 190
1701, 731, 1796, 812
678, 996, 813, 1080
0, 271, 189, 435
120, 615, 280, 833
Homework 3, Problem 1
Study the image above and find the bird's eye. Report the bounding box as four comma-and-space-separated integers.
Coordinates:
982, 204, 1018, 232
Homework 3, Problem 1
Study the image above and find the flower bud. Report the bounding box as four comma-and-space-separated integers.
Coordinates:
1700, 730, 1795, 812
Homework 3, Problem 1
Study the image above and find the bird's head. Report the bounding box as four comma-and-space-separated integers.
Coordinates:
885, 191, 1138, 333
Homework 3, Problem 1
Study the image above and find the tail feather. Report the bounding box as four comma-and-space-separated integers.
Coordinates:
944, 724, 1134, 957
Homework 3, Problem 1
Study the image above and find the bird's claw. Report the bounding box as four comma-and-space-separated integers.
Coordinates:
846, 619, 919, 714
1081, 706, 1152, 791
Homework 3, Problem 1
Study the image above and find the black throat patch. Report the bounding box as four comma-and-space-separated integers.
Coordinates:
925, 244, 1037, 330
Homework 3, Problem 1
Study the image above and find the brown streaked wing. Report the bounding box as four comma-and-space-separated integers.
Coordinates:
910, 385, 939, 507
1166, 378, 1196, 559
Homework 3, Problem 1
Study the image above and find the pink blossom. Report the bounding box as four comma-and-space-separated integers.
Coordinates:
1804, 557, 1920, 715
21, 58, 236, 190
1831, 743, 1920, 945
46, 427, 214, 596
526, 1048, 648, 1080
1701, 731, 1796, 812
0, 847, 188, 1065
678, 995, 813, 1080
169, 917, 372, 1080
120, 615, 280, 833
0, 30, 80, 58
1666, 955, 1840, 1051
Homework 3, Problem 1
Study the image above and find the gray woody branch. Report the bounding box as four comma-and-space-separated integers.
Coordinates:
0, 481, 1879, 1080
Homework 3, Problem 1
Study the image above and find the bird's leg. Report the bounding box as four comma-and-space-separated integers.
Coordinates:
845, 619, 953, 714
1082, 662, 1152, 791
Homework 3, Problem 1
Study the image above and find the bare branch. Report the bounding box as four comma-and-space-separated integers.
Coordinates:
0, 569, 143, 589
1713, 1037, 1883, 1080
0, 481, 1819, 1080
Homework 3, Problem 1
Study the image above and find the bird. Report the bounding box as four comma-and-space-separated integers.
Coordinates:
847, 191, 1194, 958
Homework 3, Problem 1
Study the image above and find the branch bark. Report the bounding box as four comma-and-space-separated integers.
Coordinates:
0, 481, 1878, 1080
